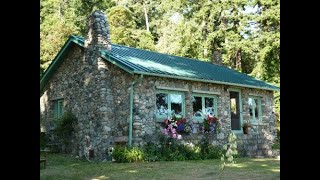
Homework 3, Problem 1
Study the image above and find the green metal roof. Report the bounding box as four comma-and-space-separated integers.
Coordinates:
41, 35, 279, 92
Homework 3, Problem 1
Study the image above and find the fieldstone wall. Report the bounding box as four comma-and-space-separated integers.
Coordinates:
40, 45, 85, 154
40, 10, 132, 160
237, 89, 277, 157
131, 76, 277, 157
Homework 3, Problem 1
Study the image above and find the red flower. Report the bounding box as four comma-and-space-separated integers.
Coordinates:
182, 118, 187, 123
176, 121, 181, 126
207, 115, 218, 124
164, 118, 168, 125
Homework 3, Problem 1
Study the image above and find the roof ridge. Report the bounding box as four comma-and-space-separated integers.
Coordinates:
108, 43, 271, 83
73, 35, 227, 67
71, 35, 279, 91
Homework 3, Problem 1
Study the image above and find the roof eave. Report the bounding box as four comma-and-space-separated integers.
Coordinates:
40, 36, 85, 93
100, 51, 134, 74
133, 71, 280, 92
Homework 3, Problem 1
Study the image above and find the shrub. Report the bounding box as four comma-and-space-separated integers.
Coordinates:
112, 146, 145, 163
126, 147, 144, 162
143, 141, 160, 161
272, 142, 280, 149
183, 144, 202, 160
40, 132, 47, 149
198, 134, 222, 159
113, 133, 226, 163
205, 145, 223, 159
53, 110, 77, 153
112, 146, 127, 163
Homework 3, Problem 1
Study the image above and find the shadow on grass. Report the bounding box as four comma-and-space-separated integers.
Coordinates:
224, 158, 280, 176
41, 154, 279, 180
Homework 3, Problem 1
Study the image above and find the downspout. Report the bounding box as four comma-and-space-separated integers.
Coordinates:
129, 74, 144, 147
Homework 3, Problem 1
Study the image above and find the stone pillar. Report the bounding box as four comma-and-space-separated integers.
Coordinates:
211, 50, 222, 65
77, 10, 114, 160
84, 10, 112, 51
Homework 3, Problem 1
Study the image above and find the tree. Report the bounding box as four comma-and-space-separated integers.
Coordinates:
108, 6, 155, 50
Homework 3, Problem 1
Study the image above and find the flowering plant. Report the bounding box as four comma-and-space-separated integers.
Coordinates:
200, 115, 222, 134
162, 115, 192, 139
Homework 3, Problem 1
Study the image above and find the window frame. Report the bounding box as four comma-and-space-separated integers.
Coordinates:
191, 93, 218, 123
155, 90, 185, 122
53, 99, 64, 119
228, 88, 243, 134
248, 96, 262, 124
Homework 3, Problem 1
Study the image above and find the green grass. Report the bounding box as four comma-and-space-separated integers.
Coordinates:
40, 153, 280, 180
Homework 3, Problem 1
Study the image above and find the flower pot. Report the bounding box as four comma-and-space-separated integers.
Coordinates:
243, 127, 249, 134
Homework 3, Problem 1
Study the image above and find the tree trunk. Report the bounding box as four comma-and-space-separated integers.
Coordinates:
235, 49, 242, 71
143, 3, 149, 32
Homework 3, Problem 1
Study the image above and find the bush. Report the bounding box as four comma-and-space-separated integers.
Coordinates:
112, 146, 127, 163
182, 144, 202, 160
272, 142, 280, 149
112, 146, 145, 163
157, 134, 186, 161
40, 132, 47, 149
126, 147, 144, 162
53, 110, 77, 153
113, 133, 226, 163
143, 141, 161, 161
205, 145, 223, 159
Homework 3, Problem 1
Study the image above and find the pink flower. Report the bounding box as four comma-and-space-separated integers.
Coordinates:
172, 133, 177, 138
171, 128, 176, 134
162, 128, 168, 135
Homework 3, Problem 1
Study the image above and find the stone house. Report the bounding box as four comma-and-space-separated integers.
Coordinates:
40, 10, 279, 159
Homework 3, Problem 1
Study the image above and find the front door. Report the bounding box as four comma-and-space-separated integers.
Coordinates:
230, 91, 242, 131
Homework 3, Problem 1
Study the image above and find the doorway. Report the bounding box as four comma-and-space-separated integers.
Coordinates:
230, 91, 242, 131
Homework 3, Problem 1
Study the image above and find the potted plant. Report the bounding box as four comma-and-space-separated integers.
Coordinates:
242, 122, 251, 134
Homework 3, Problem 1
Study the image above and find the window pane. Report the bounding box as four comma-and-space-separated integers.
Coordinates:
170, 94, 182, 116
254, 98, 259, 119
54, 101, 58, 118
205, 97, 215, 116
156, 93, 168, 116
230, 91, 241, 130
248, 97, 254, 119
58, 101, 64, 117
192, 96, 203, 117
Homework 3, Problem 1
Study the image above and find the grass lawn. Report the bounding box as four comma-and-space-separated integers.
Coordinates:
40, 153, 280, 180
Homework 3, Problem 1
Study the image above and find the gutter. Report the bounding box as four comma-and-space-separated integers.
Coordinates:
132, 71, 280, 92
129, 74, 144, 147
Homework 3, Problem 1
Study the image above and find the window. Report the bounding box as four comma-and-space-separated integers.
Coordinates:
248, 97, 262, 123
156, 91, 185, 121
192, 94, 217, 122
53, 99, 64, 119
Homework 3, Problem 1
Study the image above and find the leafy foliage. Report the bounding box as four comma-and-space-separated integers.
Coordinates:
142, 133, 223, 162
53, 110, 78, 153
199, 134, 224, 159
112, 145, 145, 163
219, 132, 238, 179
40, 132, 48, 149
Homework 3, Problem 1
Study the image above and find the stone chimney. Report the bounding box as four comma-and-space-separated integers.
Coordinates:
211, 50, 222, 65
85, 10, 111, 51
